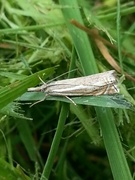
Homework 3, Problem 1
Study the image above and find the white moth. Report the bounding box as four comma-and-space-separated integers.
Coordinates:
28, 70, 119, 97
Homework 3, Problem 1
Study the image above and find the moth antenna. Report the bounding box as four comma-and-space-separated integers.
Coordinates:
47, 69, 77, 83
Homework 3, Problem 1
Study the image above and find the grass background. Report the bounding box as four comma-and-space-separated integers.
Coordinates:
0, 0, 135, 179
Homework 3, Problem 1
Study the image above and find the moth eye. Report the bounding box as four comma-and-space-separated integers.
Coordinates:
109, 78, 114, 83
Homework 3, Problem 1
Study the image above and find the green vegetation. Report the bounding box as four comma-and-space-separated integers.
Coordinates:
0, 0, 135, 179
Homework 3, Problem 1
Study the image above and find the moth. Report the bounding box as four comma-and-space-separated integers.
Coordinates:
28, 70, 119, 97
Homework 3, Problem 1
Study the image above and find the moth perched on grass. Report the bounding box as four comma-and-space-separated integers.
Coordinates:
28, 70, 119, 99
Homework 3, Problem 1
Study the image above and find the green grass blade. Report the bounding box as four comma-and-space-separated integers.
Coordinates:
19, 92, 133, 109
17, 120, 37, 162
59, 0, 98, 75
0, 67, 55, 110
70, 104, 100, 145
0, 158, 30, 180
40, 103, 69, 180
96, 107, 132, 180
59, 1, 132, 179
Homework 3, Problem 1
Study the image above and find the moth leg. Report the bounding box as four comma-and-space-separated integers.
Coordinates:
65, 96, 76, 106
29, 94, 48, 107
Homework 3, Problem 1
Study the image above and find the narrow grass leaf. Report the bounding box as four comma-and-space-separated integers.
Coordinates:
0, 67, 55, 110
0, 158, 30, 180
20, 92, 133, 109
17, 120, 36, 162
